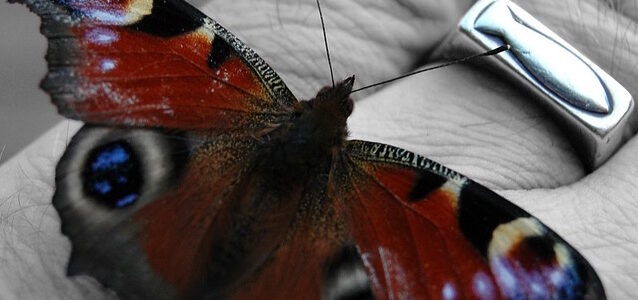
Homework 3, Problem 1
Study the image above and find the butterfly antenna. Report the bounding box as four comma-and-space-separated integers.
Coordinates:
316, 0, 335, 87
350, 44, 511, 94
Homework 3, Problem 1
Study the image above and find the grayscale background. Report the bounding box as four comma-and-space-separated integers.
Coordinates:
0, 2, 63, 163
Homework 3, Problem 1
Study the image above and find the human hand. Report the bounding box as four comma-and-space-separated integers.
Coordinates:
0, 0, 636, 299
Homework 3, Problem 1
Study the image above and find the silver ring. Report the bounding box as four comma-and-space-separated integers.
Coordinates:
438, 0, 635, 170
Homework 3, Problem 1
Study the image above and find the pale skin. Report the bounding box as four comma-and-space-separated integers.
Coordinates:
0, 0, 637, 298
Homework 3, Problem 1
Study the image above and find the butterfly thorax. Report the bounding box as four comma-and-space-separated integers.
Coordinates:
265, 77, 354, 173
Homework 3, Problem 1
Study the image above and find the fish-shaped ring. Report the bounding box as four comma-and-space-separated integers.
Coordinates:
438, 0, 635, 170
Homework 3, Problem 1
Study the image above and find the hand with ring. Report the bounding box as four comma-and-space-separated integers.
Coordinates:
0, 0, 636, 298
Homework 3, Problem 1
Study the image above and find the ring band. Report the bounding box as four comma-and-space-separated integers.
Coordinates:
439, 0, 635, 170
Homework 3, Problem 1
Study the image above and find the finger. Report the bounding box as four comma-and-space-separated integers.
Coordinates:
353, 0, 638, 189
0, 121, 102, 300
499, 134, 638, 299
199, 0, 473, 98
349, 64, 585, 190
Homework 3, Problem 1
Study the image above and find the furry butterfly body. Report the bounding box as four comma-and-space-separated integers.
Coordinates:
13, 0, 606, 299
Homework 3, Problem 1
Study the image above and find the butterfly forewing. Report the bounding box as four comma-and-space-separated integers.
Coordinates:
16, 0, 296, 129
335, 140, 605, 299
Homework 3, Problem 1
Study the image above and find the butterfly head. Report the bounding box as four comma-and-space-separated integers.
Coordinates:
311, 75, 355, 123
284, 76, 354, 164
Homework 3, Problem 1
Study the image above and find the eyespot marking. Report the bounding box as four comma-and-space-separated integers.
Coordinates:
82, 141, 143, 208
322, 246, 374, 300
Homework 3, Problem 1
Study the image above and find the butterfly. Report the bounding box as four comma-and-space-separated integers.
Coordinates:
13, 0, 605, 299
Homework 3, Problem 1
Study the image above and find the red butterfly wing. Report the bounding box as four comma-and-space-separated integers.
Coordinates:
18, 0, 295, 128
335, 140, 605, 299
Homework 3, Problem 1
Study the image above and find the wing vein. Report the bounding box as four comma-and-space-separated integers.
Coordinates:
345, 153, 474, 299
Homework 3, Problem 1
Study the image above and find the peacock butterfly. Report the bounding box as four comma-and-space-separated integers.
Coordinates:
11, 0, 605, 299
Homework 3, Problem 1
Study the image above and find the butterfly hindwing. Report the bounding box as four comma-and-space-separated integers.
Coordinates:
15, 0, 296, 129
334, 140, 605, 299
54, 126, 272, 298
